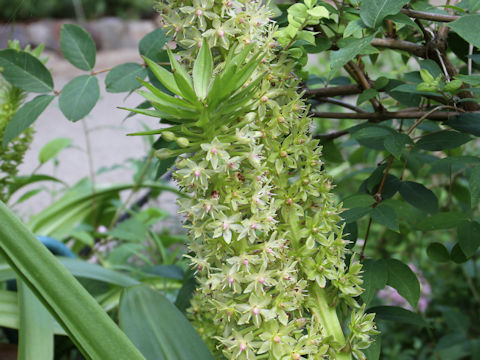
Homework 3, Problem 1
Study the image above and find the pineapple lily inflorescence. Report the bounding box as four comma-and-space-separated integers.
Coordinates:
129, 0, 378, 358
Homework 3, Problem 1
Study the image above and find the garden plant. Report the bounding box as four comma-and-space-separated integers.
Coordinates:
0, 0, 479, 359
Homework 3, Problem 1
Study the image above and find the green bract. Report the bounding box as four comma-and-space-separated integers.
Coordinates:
130, 0, 378, 359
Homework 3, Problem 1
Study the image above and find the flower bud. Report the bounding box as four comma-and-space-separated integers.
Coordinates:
155, 148, 174, 159
162, 131, 176, 142
176, 137, 190, 148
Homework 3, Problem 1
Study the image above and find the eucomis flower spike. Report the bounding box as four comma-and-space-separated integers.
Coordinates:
129, 1, 379, 358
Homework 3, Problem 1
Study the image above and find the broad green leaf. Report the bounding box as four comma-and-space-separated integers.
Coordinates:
340, 207, 371, 223
367, 306, 427, 327
448, 14, 480, 49
105, 63, 147, 93
342, 194, 375, 208
416, 212, 467, 231
143, 56, 182, 97
139, 28, 168, 62
399, 181, 439, 214
0, 49, 54, 93
429, 156, 480, 174
371, 204, 399, 231
3, 95, 55, 146
384, 133, 412, 159
60, 24, 96, 71
357, 88, 378, 105
59, 75, 100, 122
193, 41, 213, 100
360, 0, 410, 29
18, 280, 54, 360
0, 202, 145, 360
344, 19, 367, 38
448, 113, 480, 137
351, 124, 395, 150
175, 276, 197, 313
119, 285, 214, 360
330, 35, 376, 73
38, 138, 72, 164
361, 259, 388, 306
458, 220, 480, 257
469, 166, 480, 206
307, 6, 329, 18
386, 13, 421, 32
416, 131, 472, 151
451, 243, 469, 263
108, 217, 148, 242
441, 307, 469, 335
386, 258, 420, 309
142, 265, 184, 280
427, 242, 450, 262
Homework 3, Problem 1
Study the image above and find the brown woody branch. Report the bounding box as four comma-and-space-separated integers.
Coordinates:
305, 84, 369, 98
310, 110, 472, 122
371, 38, 426, 57
400, 8, 460, 23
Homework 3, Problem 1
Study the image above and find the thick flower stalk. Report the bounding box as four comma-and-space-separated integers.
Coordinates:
131, 0, 378, 358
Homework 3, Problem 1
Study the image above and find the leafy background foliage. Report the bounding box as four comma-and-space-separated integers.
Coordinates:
0, 0, 479, 359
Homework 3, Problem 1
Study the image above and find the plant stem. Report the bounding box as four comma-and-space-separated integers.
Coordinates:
311, 284, 351, 360
81, 119, 99, 228
108, 148, 155, 229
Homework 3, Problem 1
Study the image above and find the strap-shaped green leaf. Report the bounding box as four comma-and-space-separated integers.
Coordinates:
142, 56, 182, 97
136, 90, 199, 119
18, 280, 54, 360
119, 285, 214, 360
166, 48, 199, 104
0, 201, 146, 360
137, 79, 200, 110
193, 41, 213, 100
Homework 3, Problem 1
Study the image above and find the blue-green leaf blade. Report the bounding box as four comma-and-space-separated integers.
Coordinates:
59, 75, 100, 122
60, 24, 96, 71
119, 285, 214, 360
0, 49, 54, 93
3, 95, 55, 146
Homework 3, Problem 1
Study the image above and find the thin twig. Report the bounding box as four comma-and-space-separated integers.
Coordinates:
108, 149, 156, 229
360, 217, 373, 260
314, 97, 368, 113
81, 119, 99, 228
371, 38, 425, 57
304, 84, 369, 97
314, 130, 349, 140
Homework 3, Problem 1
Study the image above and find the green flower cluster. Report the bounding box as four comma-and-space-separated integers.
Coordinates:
141, 0, 378, 358
0, 41, 39, 203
